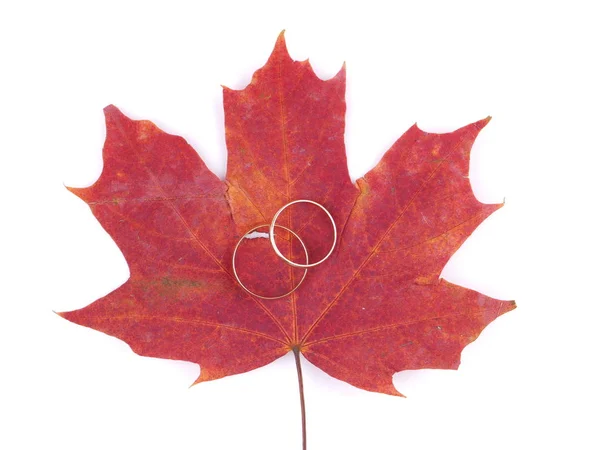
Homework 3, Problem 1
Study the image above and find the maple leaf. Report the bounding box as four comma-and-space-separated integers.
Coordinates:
60, 32, 515, 404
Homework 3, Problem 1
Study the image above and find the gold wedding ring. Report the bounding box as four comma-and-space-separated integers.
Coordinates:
232, 224, 308, 300
269, 200, 337, 269
232, 200, 336, 299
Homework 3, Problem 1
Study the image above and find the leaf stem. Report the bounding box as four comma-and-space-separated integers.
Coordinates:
292, 346, 307, 450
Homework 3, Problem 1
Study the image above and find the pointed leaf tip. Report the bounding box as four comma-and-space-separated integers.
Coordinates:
65, 185, 87, 201
276, 29, 287, 46
479, 115, 492, 128
389, 388, 407, 398
333, 61, 347, 82
500, 300, 517, 315
379, 380, 407, 397
465, 116, 492, 134
55, 310, 77, 325
189, 375, 202, 389
271, 29, 292, 62
103, 104, 119, 115
103, 104, 129, 123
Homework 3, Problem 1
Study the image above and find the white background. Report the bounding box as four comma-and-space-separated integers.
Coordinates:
1, 1, 599, 449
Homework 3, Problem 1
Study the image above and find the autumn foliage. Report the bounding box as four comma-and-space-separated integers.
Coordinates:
60, 33, 515, 397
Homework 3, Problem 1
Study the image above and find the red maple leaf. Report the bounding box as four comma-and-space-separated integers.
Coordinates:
60, 32, 515, 445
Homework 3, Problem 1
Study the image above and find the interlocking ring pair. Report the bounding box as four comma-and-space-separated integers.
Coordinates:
232, 200, 337, 299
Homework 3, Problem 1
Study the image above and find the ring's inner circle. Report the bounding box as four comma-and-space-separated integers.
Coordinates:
233, 225, 308, 299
